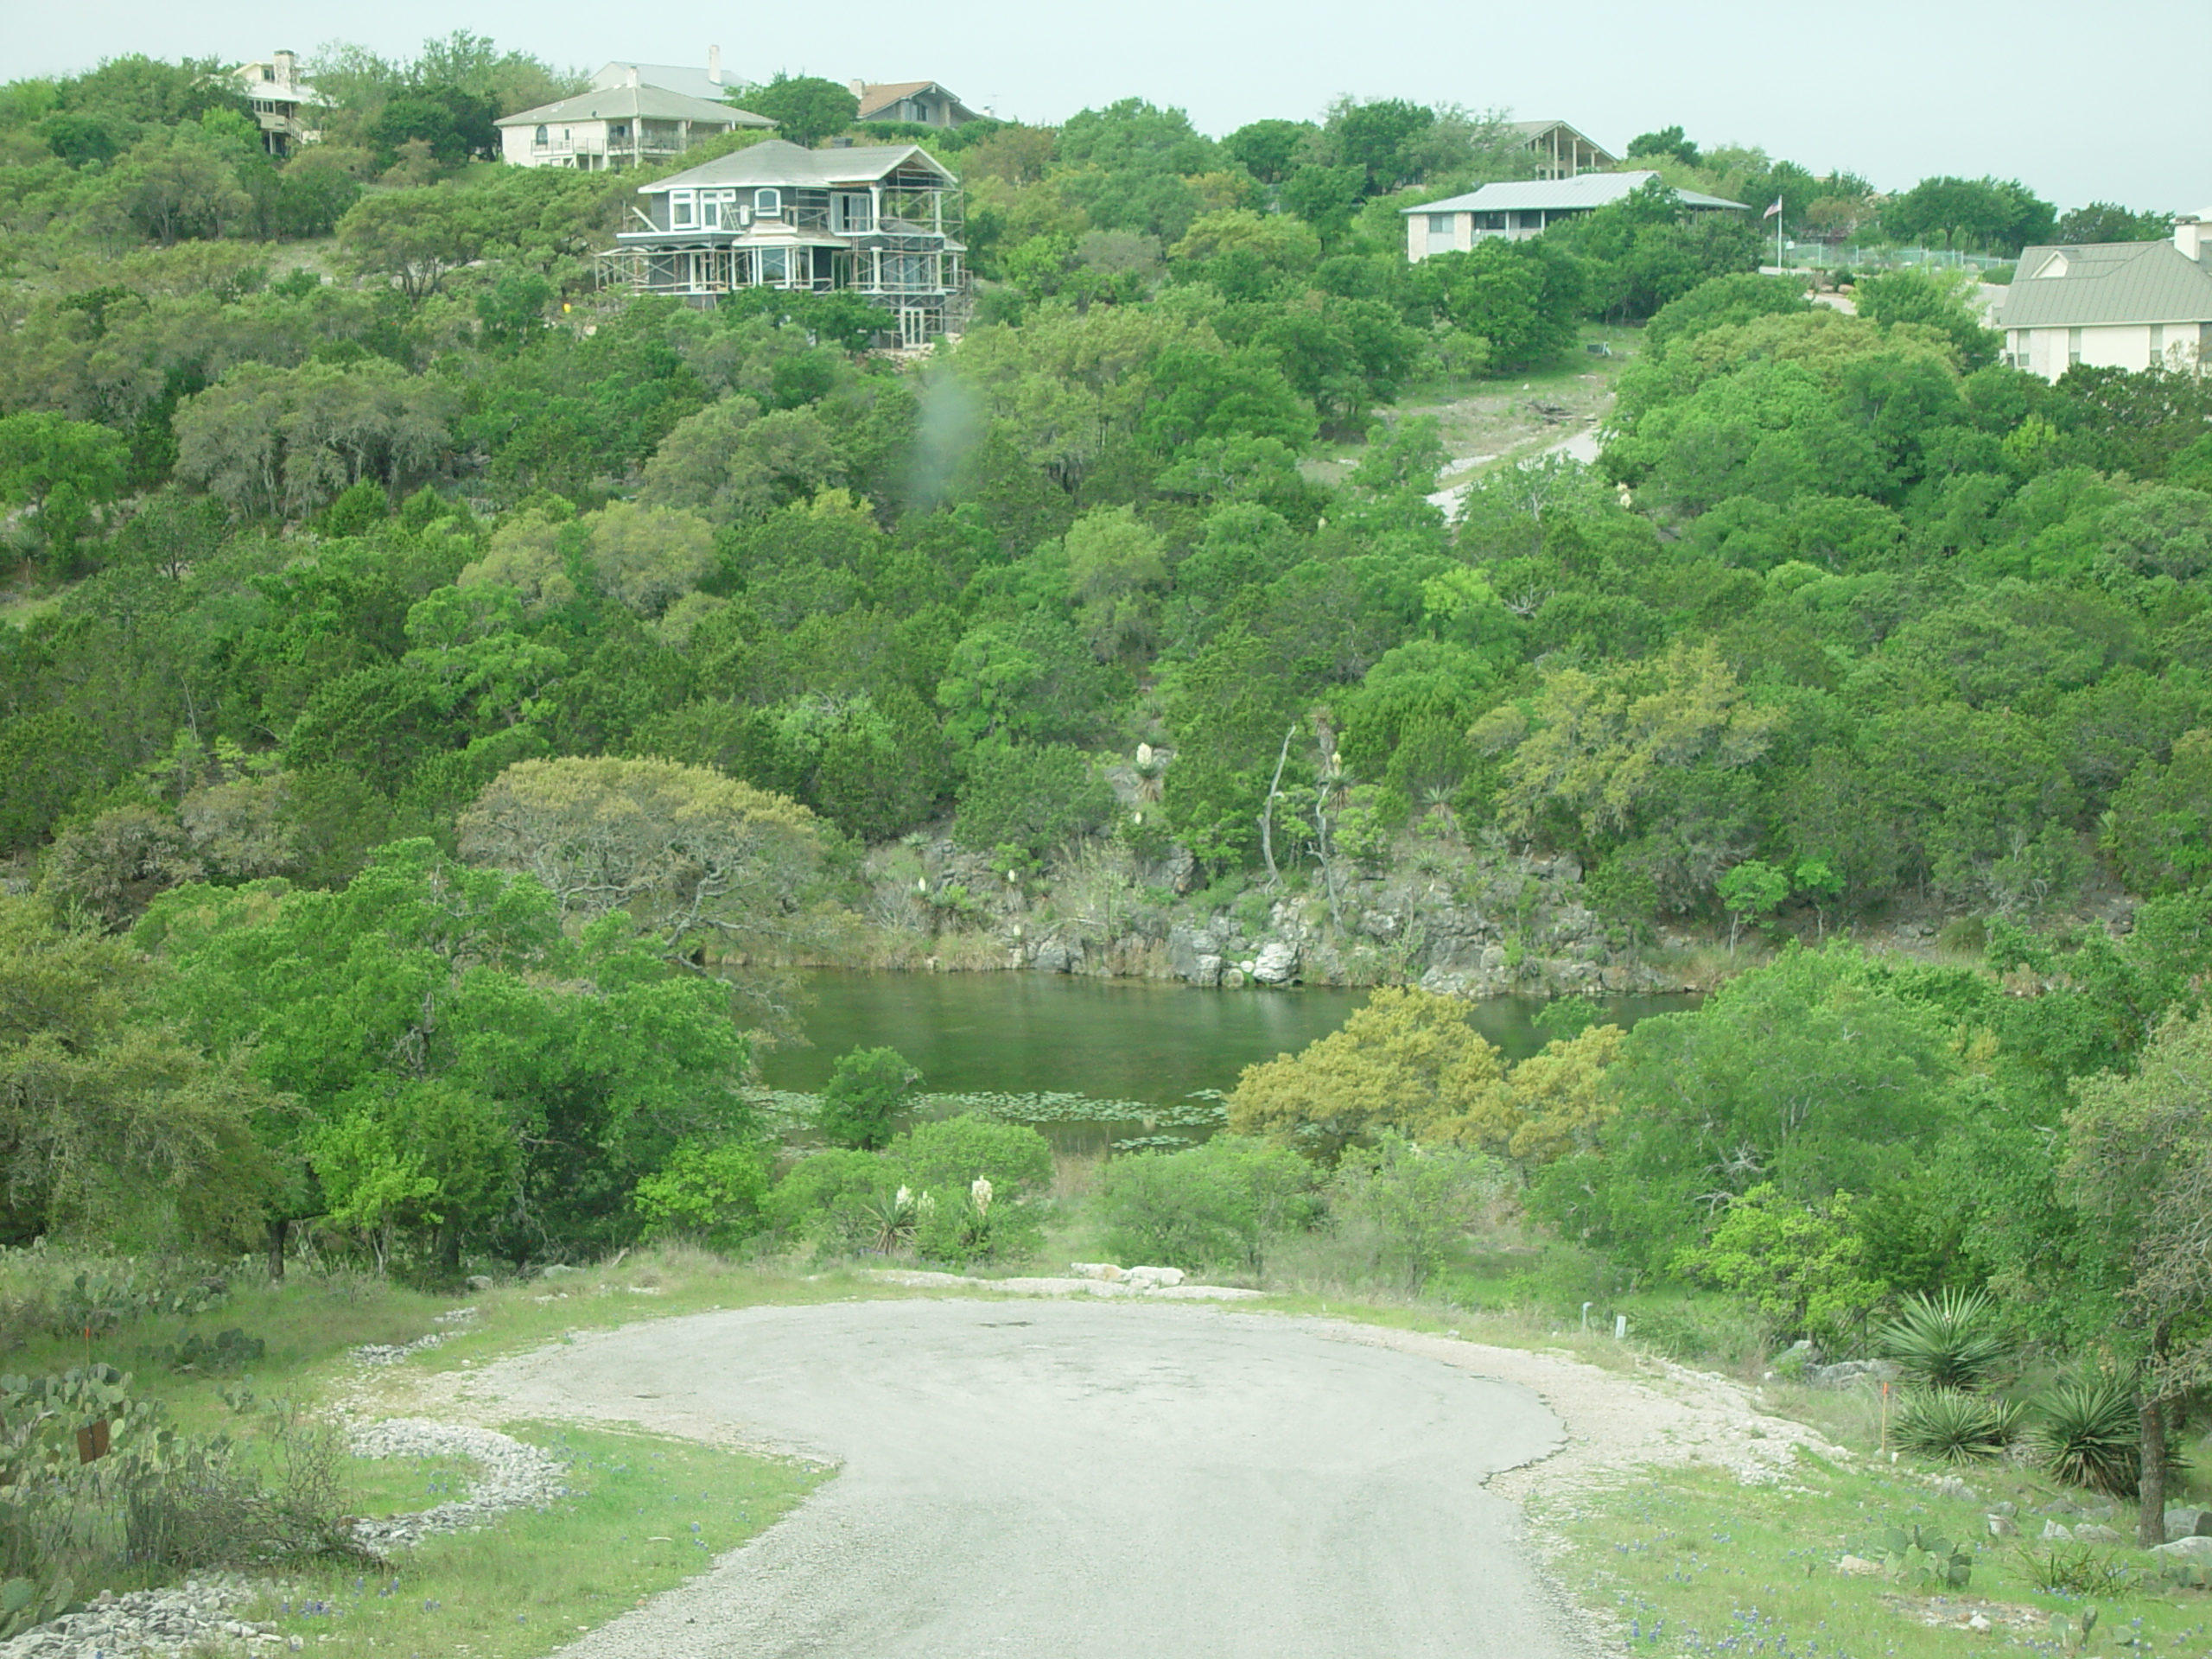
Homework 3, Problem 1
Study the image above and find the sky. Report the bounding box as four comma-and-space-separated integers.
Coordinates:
7, 0, 2205, 213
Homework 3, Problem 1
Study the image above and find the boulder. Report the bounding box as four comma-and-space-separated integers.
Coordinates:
2167, 1507, 2212, 1539
1032, 938, 1078, 974
465, 1274, 493, 1293
1068, 1262, 1125, 1282
1809, 1358, 1901, 1389
2153, 1535, 2212, 1562
1835, 1555, 1882, 1577
2073, 1523, 2124, 1544
1251, 940, 1300, 985
1221, 968, 1246, 990
2040, 1520, 2074, 1542
1123, 1266, 1185, 1290
1986, 1515, 2018, 1537
1166, 925, 1206, 981
1930, 1476, 1978, 1502
1193, 953, 1224, 988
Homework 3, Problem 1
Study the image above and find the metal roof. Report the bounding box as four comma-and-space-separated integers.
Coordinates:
498, 84, 772, 129
639, 138, 955, 193
589, 61, 738, 103
1402, 169, 1747, 215
1999, 238, 2212, 328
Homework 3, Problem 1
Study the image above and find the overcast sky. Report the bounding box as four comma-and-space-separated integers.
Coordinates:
9, 0, 2203, 213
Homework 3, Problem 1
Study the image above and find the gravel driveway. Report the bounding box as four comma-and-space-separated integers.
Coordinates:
474, 1299, 1592, 1659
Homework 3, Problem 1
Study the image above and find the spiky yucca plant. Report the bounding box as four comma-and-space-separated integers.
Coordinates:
1877, 1287, 2010, 1389
1891, 1386, 2024, 1465
2033, 1373, 2152, 1496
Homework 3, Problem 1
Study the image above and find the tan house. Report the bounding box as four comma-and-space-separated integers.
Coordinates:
1507, 119, 1616, 180
497, 73, 773, 171
228, 50, 327, 157
1999, 213, 2212, 378
850, 80, 982, 128
1401, 170, 1748, 262
594, 139, 967, 344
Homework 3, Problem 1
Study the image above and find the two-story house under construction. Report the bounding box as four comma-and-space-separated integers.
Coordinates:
594, 139, 967, 344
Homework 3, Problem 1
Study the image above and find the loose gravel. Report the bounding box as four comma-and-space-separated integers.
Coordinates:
0, 1580, 282, 1659
344, 1417, 574, 1552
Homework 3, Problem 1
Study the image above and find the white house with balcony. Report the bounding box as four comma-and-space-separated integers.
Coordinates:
496, 74, 772, 171
227, 50, 328, 157
594, 139, 967, 344
1401, 170, 1749, 262
1998, 213, 2212, 379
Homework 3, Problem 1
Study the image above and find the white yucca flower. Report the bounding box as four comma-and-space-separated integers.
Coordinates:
894, 1185, 912, 1209
970, 1177, 994, 1215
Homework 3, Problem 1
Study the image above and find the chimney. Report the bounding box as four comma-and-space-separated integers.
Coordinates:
273, 49, 296, 84
626, 66, 640, 88
708, 45, 721, 86
2178, 215, 2209, 264
849, 78, 867, 97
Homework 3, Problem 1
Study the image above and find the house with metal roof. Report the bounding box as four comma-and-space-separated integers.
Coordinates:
589, 48, 739, 105
1507, 119, 1617, 181
594, 139, 967, 344
496, 73, 772, 171
1400, 171, 1750, 263
850, 79, 983, 128
1998, 214, 2212, 379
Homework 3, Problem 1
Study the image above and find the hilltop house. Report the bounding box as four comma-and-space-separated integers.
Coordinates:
850, 80, 982, 128
228, 51, 327, 157
497, 72, 772, 170
1400, 170, 1749, 262
1998, 213, 2212, 378
1507, 119, 1616, 180
594, 139, 967, 344
588, 48, 740, 103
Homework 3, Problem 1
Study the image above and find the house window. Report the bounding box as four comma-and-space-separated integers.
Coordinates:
534, 125, 549, 147
701, 190, 736, 228
2151, 324, 2166, 362
671, 190, 698, 230
835, 193, 874, 232
757, 247, 791, 285
1427, 214, 1452, 233
754, 188, 782, 217
2068, 326, 2082, 366
1475, 212, 1506, 232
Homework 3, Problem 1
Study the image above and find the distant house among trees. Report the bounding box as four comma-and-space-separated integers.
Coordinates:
850, 80, 982, 128
594, 138, 966, 343
1999, 211, 2212, 378
1506, 119, 1616, 180
227, 50, 328, 157
1401, 170, 1749, 262
496, 71, 773, 171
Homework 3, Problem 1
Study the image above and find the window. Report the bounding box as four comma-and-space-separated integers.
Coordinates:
534, 125, 549, 147
2068, 326, 2082, 366
754, 188, 782, 217
835, 193, 874, 233
701, 189, 735, 229
1427, 214, 1452, 233
2151, 323, 2166, 362
671, 189, 697, 230
757, 247, 790, 285
1475, 212, 1506, 232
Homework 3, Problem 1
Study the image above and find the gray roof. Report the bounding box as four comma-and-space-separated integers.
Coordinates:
1999, 238, 2212, 328
591, 61, 734, 103
640, 139, 954, 193
1402, 169, 1748, 215
498, 84, 772, 129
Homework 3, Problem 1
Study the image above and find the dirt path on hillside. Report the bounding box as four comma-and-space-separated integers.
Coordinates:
361, 1295, 1836, 1659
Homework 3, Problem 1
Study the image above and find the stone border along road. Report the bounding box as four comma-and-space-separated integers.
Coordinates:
363, 1293, 1843, 1659
0, 1421, 569, 1659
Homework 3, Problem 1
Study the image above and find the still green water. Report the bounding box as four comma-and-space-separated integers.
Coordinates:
760, 971, 1697, 1105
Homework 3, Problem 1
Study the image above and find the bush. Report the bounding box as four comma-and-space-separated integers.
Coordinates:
912, 1180, 1043, 1268
631, 1140, 774, 1250
1332, 1137, 1507, 1295
2033, 1373, 2152, 1496
762, 1147, 893, 1246
953, 744, 1114, 861
816, 1047, 918, 1152
1877, 1287, 2009, 1389
1096, 1135, 1320, 1275
890, 1115, 1055, 1201
1890, 1387, 2022, 1465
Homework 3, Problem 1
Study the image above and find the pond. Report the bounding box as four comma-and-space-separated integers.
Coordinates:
759, 972, 1698, 1154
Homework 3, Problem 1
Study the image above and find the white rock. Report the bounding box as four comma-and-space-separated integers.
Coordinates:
1067, 1262, 1126, 1282
2153, 1535, 2212, 1561
2040, 1520, 2073, 1541
1835, 1554, 1883, 1576
1250, 941, 1300, 985
1123, 1266, 1186, 1290
2073, 1522, 2123, 1544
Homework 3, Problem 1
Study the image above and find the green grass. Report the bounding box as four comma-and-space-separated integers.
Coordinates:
250, 1423, 824, 1659
346, 1448, 477, 1518
1545, 1453, 2212, 1658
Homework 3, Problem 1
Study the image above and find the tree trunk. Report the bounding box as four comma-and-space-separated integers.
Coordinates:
1257, 724, 1295, 887
266, 1217, 289, 1283
2140, 1387, 2169, 1548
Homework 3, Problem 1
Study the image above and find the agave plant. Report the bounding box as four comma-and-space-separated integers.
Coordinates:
1890, 1386, 2024, 1465
1877, 1288, 2011, 1389
2033, 1373, 2152, 1496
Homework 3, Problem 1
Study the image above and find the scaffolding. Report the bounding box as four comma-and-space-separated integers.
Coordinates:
594, 162, 970, 342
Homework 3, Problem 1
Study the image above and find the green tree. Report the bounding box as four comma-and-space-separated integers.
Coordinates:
1717, 858, 1790, 954
1096, 1135, 1319, 1274
817, 1046, 919, 1151
1332, 1135, 1506, 1294
2056, 203, 2171, 245
741, 74, 859, 147
1676, 1184, 1887, 1346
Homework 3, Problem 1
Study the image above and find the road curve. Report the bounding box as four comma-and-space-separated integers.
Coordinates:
483, 1299, 1587, 1659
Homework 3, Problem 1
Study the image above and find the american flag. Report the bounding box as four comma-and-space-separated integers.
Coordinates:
1763, 197, 1784, 219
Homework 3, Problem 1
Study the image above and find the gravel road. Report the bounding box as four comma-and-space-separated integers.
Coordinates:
475, 1299, 1592, 1659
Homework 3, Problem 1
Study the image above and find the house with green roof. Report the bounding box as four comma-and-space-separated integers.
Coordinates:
496, 71, 772, 172
594, 139, 966, 344
1998, 214, 2212, 379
